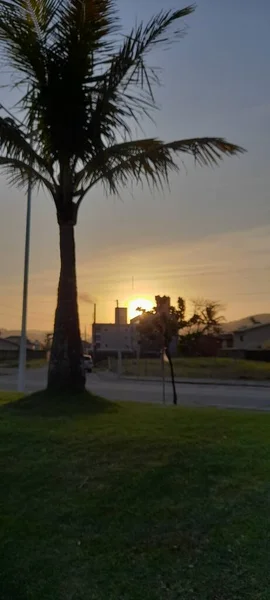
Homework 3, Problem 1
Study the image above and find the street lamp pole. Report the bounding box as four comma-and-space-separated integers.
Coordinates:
18, 174, 32, 392
3, 2, 37, 393
0, 101, 33, 393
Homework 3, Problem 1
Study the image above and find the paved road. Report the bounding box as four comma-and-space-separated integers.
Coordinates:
1, 367, 270, 410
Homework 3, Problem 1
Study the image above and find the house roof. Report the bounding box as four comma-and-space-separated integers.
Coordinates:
0, 338, 20, 350
234, 322, 270, 334
5, 335, 34, 349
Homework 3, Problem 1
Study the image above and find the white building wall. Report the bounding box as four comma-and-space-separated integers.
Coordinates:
94, 324, 133, 352
233, 324, 270, 349
0, 339, 18, 351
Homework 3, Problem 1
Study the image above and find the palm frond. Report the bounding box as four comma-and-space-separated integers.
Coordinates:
57, 0, 117, 47
0, 116, 33, 159
0, 3, 197, 166
102, 5, 195, 93
75, 137, 245, 197
0, 157, 55, 193
0, 0, 48, 84
1, 0, 61, 23
26, 0, 62, 31
164, 137, 246, 166
87, 6, 196, 146
0, 2, 245, 214
0, 116, 55, 184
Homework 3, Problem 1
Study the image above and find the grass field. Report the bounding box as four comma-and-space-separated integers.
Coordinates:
108, 356, 270, 380
0, 390, 270, 599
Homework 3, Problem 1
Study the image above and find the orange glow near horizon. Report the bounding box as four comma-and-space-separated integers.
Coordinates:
128, 298, 154, 321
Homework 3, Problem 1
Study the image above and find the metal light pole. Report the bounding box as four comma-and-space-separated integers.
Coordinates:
3, 2, 38, 393
0, 102, 33, 393
18, 175, 32, 392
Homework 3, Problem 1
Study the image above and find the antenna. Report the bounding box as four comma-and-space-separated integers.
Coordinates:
93, 304, 96, 324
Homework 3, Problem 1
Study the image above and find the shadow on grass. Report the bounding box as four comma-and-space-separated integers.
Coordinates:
1, 389, 119, 418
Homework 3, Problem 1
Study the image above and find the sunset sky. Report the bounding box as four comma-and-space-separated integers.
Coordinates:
0, 0, 270, 337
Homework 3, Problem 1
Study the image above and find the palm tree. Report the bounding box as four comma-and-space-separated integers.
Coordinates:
0, 1, 245, 392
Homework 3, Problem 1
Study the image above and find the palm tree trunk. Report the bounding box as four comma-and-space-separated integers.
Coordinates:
47, 223, 85, 392
165, 347, 177, 405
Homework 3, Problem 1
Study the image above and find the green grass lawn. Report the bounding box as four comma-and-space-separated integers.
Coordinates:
1, 391, 270, 600
110, 356, 270, 380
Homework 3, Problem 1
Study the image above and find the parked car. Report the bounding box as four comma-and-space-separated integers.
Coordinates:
83, 354, 93, 373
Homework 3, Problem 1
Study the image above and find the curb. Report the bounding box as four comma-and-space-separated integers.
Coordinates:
120, 376, 270, 389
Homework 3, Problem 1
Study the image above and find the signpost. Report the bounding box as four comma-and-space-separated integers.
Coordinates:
161, 349, 166, 404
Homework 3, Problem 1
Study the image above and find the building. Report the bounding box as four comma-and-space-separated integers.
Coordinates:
1, 336, 46, 362
220, 333, 234, 349
92, 306, 133, 357
0, 338, 19, 361
92, 323, 133, 355
5, 335, 35, 350
92, 298, 178, 359
233, 323, 270, 349
115, 306, 127, 325
156, 295, 170, 315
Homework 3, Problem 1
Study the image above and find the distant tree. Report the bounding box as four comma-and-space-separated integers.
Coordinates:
178, 330, 202, 356
190, 299, 225, 336
137, 295, 227, 395
176, 297, 186, 325
137, 296, 187, 405
178, 299, 226, 356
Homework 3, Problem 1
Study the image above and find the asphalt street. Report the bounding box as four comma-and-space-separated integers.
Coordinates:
1, 367, 270, 410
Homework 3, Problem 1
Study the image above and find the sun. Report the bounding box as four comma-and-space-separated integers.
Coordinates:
128, 297, 153, 321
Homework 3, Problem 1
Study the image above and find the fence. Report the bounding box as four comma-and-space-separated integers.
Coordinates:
0, 349, 46, 363
104, 352, 270, 381
0, 349, 18, 362
219, 349, 270, 362
105, 356, 165, 378
27, 349, 46, 361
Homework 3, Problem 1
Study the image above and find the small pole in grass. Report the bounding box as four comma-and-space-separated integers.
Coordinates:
18, 152, 32, 393
161, 348, 166, 404
117, 350, 122, 378
136, 346, 140, 379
